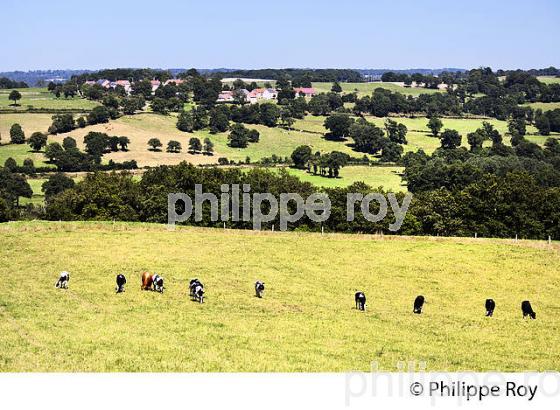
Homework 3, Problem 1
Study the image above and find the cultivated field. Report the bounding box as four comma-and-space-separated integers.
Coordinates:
0, 221, 558, 372
536, 76, 560, 84
0, 88, 100, 112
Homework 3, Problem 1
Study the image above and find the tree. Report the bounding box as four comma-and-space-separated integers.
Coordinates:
280, 108, 295, 129
384, 119, 408, 144
467, 130, 485, 153
508, 117, 526, 137
44, 142, 64, 163
87, 106, 110, 125
49, 114, 75, 134
481, 121, 502, 145
427, 116, 443, 137
4, 157, 17, 171
42, 173, 75, 200
8, 90, 22, 106
76, 116, 87, 128
188, 137, 202, 153
62, 136, 77, 150
10, 123, 25, 144
247, 129, 260, 143
331, 82, 343, 93
203, 138, 214, 155
380, 141, 404, 162
151, 98, 169, 114
228, 124, 249, 148
84, 132, 109, 161
535, 114, 551, 136
108, 136, 120, 152
291, 145, 312, 169
348, 120, 387, 154
147, 138, 163, 151
439, 129, 462, 149
167, 140, 182, 153
22, 158, 35, 174
259, 103, 280, 127
28, 132, 48, 151
209, 106, 230, 133
324, 113, 354, 140
118, 136, 130, 151
177, 110, 195, 132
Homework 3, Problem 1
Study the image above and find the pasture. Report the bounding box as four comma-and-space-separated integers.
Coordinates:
312, 82, 443, 97
0, 221, 559, 372
0, 88, 100, 111
283, 166, 406, 191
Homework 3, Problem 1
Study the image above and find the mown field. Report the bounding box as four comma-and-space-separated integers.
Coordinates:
0, 88, 100, 111
0, 221, 558, 372
312, 81, 443, 97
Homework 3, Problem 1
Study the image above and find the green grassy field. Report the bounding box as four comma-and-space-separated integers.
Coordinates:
522, 102, 560, 112
283, 166, 406, 191
20, 178, 47, 205
0, 221, 558, 372
312, 82, 443, 97
537, 76, 560, 85
0, 88, 100, 111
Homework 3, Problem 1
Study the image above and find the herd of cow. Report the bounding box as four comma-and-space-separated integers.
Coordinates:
55, 271, 537, 319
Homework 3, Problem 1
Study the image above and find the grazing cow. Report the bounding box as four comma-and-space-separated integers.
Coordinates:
115, 274, 127, 293
189, 279, 204, 303
152, 274, 164, 293
141, 271, 153, 290
413, 295, 425, 314
255, 281, 265, 298
355, 292, 366, 311
485, 299, 495, 317
193, 284, 205, 303
521, 300, 536, 319
55, 271, 70, 289
189, 279, 202, 297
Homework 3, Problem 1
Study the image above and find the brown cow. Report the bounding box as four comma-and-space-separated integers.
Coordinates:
141, 271, 153, 290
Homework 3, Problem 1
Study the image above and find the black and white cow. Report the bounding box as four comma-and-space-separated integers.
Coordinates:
190, 279, 204, 303
189, 279, 201, 297
485, 299, 495, 317
413, 295, 425, 314
255, 281, 265, 298
152, 274, 164, 293
521, 300, 536, 319
55, 271, 70, 289
355, 292, 366, 311
115, 274, 127, 293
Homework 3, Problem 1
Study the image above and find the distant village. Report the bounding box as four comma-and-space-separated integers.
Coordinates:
83, 78, 316, 103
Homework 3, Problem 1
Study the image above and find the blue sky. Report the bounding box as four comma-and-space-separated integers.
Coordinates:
2, 0, 559, 71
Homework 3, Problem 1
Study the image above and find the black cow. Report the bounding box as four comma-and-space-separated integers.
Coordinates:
413, 295, 425, 314
55, 271, 70, 289
521, 300, 536, 319
255, 281, 265, 298
485, 299, 495, 317
355, 292, 366, 311
115, 274, 127, 293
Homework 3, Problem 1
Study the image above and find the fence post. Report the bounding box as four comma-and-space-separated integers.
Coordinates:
549, 235, 552, 245
272, 224, 274, 232
223, 222, 226, 230
321, 225, 324, 236
515, 234, 518, 242
475, 232, 477, 239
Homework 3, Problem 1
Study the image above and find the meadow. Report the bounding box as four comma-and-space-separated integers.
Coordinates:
0, 221, 558, 372
312, 82, 443, 97
283, 166, 406, 191
0, 88, 100, 111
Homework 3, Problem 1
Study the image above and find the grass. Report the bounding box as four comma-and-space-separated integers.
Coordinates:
537, 76, 560, 85
0, 88, 100, 111
283, 166, 406, 191
0, 221, 558, 372
312, 82, 443, 97
0, 143, 52, 168
522, 102, 560, 112
20, 178, 47, 205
